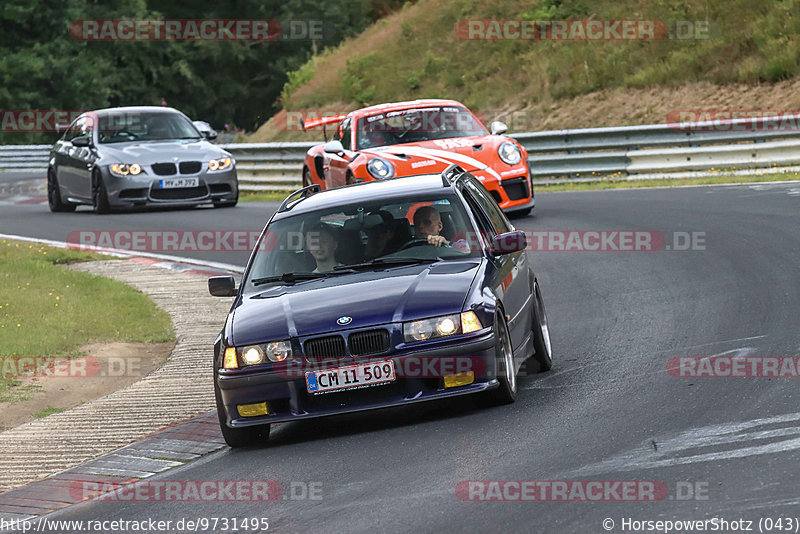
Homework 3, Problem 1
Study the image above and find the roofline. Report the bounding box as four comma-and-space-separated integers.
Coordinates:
273, 166, 473, 216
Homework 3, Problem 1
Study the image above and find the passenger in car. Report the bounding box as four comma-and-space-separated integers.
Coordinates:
305, 223, 341, 272
364, 210, 401, 260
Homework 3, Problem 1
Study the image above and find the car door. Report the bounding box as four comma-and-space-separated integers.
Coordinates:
59, 115, 96, 200
325, 118, 355, 188
54, 119, 81, 198
461, 178, 532, 351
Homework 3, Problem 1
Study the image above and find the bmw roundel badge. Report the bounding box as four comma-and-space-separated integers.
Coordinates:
337, 316, 353, 326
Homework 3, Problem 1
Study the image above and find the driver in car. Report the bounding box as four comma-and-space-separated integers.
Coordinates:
413, 205, 470, 253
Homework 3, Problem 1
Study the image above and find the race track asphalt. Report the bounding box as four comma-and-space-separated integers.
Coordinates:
2, 177, 800, 533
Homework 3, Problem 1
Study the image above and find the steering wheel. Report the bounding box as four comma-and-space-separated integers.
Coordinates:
397, 238, 431, 251
104, 130, 136, 141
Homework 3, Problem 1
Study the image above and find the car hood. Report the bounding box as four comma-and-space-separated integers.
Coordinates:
367, 135, 510, 180
231, 260, 481, 346
97, 139, 229, 164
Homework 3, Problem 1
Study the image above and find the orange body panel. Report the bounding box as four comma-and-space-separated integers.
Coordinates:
302, 99, 533, 212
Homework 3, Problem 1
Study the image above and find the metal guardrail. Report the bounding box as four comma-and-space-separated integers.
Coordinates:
4, 114, 800, 189
219, 142, 314, 192
0, 145, 51, 170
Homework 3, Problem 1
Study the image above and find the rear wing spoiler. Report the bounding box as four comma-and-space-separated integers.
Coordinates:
301, 114, 348, 132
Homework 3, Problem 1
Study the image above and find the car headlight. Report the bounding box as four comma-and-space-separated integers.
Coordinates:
366, 157, 395, 179
110, 163, 144, 176
498, 141, 522, 165
209, 157, 233, 171
224, 340, 293, 368
403, 312, 483, 343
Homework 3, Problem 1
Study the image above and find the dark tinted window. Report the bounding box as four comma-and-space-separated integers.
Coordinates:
64, 115, 94, 142
463, 179, 511, 235
98, 111, 200, 144
355, 106, 487, 150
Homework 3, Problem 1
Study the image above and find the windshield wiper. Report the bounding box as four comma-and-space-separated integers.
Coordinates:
335, 257, 438, 271
251, 269, 359, 286
251, 272, 328, 286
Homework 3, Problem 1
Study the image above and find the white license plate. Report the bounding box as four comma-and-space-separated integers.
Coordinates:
306, 360, 396, 395
158, 177, 199, 189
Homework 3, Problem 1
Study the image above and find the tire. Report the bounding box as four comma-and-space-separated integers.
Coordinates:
302, 167, 313, 187
47, 169, 76, 213
215, 380, 270, 448
92, 170, 111, 214
530, 280, 553, 372
485, 309, 518, 405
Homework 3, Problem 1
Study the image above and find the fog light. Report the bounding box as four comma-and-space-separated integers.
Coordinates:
444, 371, 474, 388
237, 402, 269, 418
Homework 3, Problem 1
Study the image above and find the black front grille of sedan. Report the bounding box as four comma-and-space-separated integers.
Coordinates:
179, 161, 202, 174
304, 335, 346, 360
349, 329, 391, 356
152, 163, 177, 176
304, 329, 391, 360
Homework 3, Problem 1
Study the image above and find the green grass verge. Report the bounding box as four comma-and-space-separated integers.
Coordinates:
240, 191, 294, 202
33, 406, 65, 418
535, 173, 800, 192
0, 240, 175, 402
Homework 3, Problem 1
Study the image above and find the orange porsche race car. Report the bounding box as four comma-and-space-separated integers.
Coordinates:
301, 99, 534, 215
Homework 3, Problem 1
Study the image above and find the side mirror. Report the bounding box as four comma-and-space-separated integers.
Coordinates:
71, 135, 92, 147
193, 121, 218, 141
323, 140, 345, 155
208, 276, 237, 297
490, 121, 508, 135
490, 230, 527, 256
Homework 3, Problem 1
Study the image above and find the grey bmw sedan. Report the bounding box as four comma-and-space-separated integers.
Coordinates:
47, 106, 238, 213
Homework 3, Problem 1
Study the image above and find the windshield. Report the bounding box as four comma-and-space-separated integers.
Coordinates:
243, 193, 482, 292
98, 111, 201, 144
355, 106, 488, 150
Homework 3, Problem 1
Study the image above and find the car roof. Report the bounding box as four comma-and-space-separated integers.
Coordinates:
92, 106, 185, 117
350, 99, 466, 120
273, 174, 463, 218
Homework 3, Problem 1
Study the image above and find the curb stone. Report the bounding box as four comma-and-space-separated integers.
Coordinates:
0, 258, 235, 519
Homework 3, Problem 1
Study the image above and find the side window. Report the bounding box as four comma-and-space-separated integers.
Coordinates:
63, 120, 81, 142
463, 179, 511, 234
340, 118, 352, 150
65, 115, 94, 142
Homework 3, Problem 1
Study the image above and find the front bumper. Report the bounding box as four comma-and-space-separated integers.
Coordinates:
471, 168, 535, 212
217, 329, 497, 428
102, 167, 238, 207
